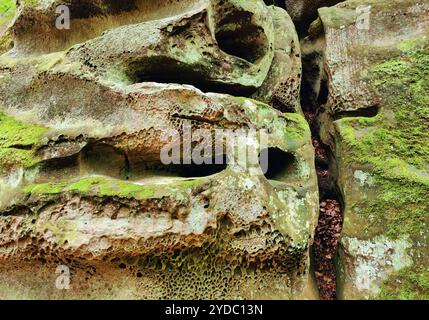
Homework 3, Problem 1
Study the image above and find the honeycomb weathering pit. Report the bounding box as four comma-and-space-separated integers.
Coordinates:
0, 0, 319, 299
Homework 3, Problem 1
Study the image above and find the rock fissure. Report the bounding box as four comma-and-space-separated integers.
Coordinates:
302, 93, 344, 300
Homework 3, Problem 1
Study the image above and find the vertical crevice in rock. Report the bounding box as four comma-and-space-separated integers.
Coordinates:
266, 0, 346, 299
303, 99, 344, 300
300, 38, 344, 301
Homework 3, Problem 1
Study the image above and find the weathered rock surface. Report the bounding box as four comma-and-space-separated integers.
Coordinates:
284, 0, 343, 25
304, 0, 429, 299
0, 0, 319, 299
264, 0, 344, 32
4, 0, 302, 112
11, 0, 207, 55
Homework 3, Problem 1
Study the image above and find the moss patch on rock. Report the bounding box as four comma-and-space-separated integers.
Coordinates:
0, 30, 13, 54
232, 97, 310, 150
0, 112, 47, 171
0, 112, 47, 148
336, 47, 429, 239
0, 51, 64, 71
319, 0, 420, 30
0, 0, 15, 26
24, 176, 207, 200
67, 177, 156, 199
25, 177, 154, 199
283, 112, 310, 140
378, 265, 429, 300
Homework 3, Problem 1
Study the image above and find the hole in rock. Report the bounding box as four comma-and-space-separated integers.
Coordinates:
129, 154, 229, 180
171, 154, 229, 178
127, 57, 257, 96
66, 0, 138, 19
335, 105, 380, 120
38, 142, 229, 183
37, 153, 81, 183
215, 10, 269, 63
259, 148, 298, 181
263, 0, 286, 9
81, 143, 130, 179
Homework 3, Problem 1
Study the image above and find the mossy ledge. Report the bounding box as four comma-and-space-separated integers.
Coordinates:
24, 176, 208, 200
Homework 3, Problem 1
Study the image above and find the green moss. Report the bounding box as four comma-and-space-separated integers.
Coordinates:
337, 47, 429, 239
0, 30, 13, 54
319, 6, 357, 29
349, 48, 428, 173
231, 96, 272, 111
67, 177, 155, 199
33, 52, 65, 71
397, 36, 428, 53
24, 176, 210, 202
24, 177, 155, 199
0, 0, 15, 25
339, 48, 429, 172
319, 0, 421, 31
378, 266, 429, 300
363, 179, 428, 239
0, 51, 64, 71
174, 178, 205, 189
23, 0, 39, 6
24, 182, 68, 195
25, 176, 208, 200
232, 96, 308, 133
0, 148, 40, 170
231, 96, 309, 149
0, 112, 47, 148
0, 112, 47, 171
283, 112, 310, 140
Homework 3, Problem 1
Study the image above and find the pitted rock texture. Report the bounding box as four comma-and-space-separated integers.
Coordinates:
303, 0, 429, 299
4, 0, 302, 112
0, 0, 319, 299
11, 0, 207, 55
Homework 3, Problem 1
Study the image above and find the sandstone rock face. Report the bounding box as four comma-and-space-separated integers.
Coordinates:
305, 0, 429, 299
6, 0, 302, 112
284, 0, 343, 24
0, 0, 319, 299
264, 0, 344, 32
